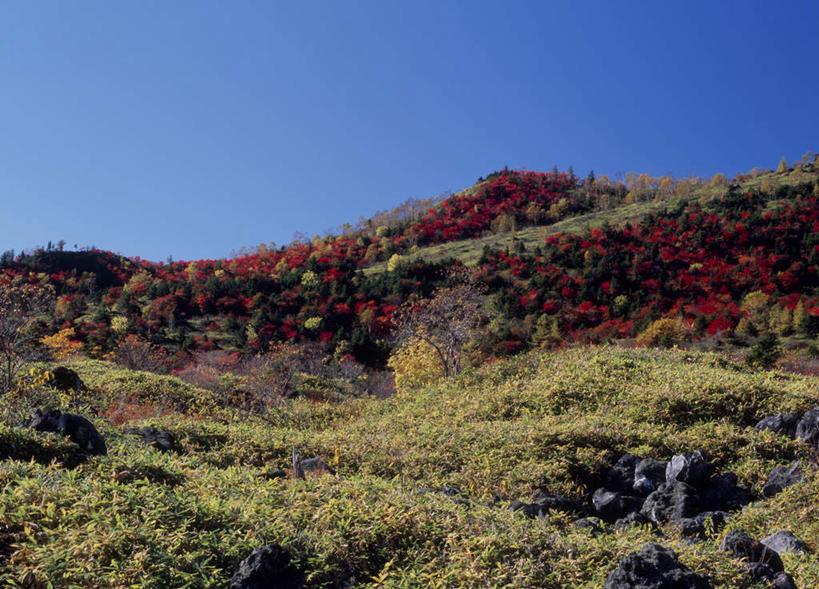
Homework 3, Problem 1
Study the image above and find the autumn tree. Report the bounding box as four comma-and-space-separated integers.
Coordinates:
392, 271, 486, 379
0, 283, 55, 393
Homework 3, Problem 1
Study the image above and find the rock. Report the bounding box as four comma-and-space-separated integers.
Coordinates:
747, 562, 777, 583
720, 529, 784, 572
762, 462, 803, 498
665, 451, 710, 488
761, 530, 810, 554
48, 367, 85, 393
298, 456, 335, 475
573, 517, 605, 535
795, 407, 819, 446
755, 413, 800, 438
633, 459, 668, 496
772, 571, 798, 589
679, 511, 729, 541
124, 427, 176, 451
603, 542, 712, 589
29, 408, 106, 455
641, 482, 700, 525
701, 472, 750, 511
259, 469, 287, 480
592, 488, 644, 522
613, 512, 657, 532
510, 493, 583, 519
508, 500, 541, 518
229, 544, 304, 589
605, 454, 641, 493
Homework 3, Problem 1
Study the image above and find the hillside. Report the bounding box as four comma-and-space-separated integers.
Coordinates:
2, 159, 819, 365
1, 347, 818, 586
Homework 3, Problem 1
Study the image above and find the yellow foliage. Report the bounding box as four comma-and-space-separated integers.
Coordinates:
387, 338, 444, 393
40, 327, 83, 360
110, 315, 129, 334
304, 316, 322, 331
387, 254, 405, 272
636, 318, 687, 348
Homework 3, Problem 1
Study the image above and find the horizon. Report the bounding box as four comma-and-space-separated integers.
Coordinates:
2, 1, 818, 262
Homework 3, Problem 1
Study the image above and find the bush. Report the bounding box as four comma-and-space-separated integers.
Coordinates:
636, 318, 688, 348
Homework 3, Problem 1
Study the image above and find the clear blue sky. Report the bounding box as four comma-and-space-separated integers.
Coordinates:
2, 1, 817, 262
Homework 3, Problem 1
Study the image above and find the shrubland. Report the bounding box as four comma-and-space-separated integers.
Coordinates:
0, 346, 817, 587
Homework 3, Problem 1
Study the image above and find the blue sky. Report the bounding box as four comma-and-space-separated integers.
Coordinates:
2, 1, 817, 262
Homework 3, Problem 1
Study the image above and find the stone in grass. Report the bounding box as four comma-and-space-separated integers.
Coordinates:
719, 529, 784, 573
573, 517, 605, 535
745, 564, 797, 589
679, 511, 729, 541
761, 530, 810, 554
633, 459, 668, 496
229, 544, 304, 589
603, 542, 712, 589
762, 462, 803, 498
795, 407, 819, 447
605, 454, 641, 494
29, 408, 106, 456
641, 482, 700, 525
48, 366, 85, 393
701, 472, 751, 511
665, 450, 710, 488
509, 493, 582, 519
124, 427, 176, 452
592, 488, 644, 522
755, 413, 800, 438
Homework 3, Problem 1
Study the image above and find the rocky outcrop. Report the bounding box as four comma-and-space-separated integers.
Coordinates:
229, 544, 304, 589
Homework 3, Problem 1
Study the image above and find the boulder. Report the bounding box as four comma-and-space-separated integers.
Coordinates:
719, 529, 784, 573
124, 427, 176, 452
761, 530, 810, 554
48, 367, 85, 393
510, 493, 583, 519
762, 462, 803, 498
573, 517, 605, 535
229, 544, 304, 589
701, 472, 750, 511
298, 456, 335, 476
605, 454, 641, 494
795, 407, 819, 446
745, 565, 796, 589
665, 451, 710, 487
641, 482, 700, 525
679, 511, 729, 541
633, 459, 668, 496
754, 413, 800, 438
592, 488, 644, 522
29, 408, 106, 456
603, 542, 712, 589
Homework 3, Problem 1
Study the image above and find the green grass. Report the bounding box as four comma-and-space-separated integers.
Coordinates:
1, 346, 818, 587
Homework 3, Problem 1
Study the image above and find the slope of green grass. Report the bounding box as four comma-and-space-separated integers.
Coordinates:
1, 347, 818, 587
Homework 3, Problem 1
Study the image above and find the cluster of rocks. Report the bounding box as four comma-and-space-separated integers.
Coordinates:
755, 407, 819, 447
28, 407, 107, 456
510, 450, 751, 541
720, 529, 800, 588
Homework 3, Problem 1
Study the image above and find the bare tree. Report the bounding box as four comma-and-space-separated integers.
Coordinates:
0, 283, 55, 393
392, 273, 486, 378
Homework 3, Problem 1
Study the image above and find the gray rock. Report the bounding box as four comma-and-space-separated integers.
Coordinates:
762, 462, 803, 498
606, 454, 641, 494
641, 482, 700, 525
633, 459, 668, 496
603, 542, 712, 588
679, 511, 729, 541
755, 413, 800, 438
761, 530, 810, 554
665, 450, 710, 488
229, 544, 304, 589
701, 472, 750, 511
124, 427, 176, 451
592, 488, 644, 522
29, 408, 106, 456
720, 529, 784, 573
573, 517, 605, 535
795, 407, 819, 446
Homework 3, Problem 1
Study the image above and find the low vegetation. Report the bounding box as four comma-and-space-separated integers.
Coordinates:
1, 346, 817, 587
